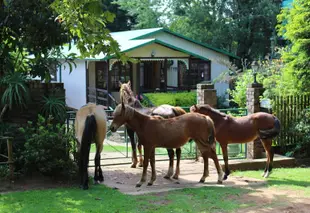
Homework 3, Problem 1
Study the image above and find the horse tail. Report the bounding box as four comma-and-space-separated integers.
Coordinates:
259, 116, 281, 139
80, 114, 97, 177
172, 107, 187, 116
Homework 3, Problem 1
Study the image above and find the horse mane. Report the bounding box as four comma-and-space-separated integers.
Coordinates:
202, 105, 231, 119
172, 107, 187, 116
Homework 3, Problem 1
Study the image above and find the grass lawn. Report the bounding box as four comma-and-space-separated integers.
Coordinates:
233, 167, 310, 197
0, 185, 251, 213
1, 168, 310, 213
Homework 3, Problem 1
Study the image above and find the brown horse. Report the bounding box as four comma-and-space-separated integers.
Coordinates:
119, 81, 186, 180
109, 103, 224, 187
190, 104, 281, 180
75, 103, 108, 189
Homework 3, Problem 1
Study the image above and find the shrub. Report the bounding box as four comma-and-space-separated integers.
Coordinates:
286, 109, 310, 158
143, 91, 196, 107
18, 115, 77, 178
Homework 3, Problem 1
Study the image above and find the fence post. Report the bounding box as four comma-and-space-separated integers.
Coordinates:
196, 83, 217, 160
246, 83, 264, 159
197, 83, 217, 107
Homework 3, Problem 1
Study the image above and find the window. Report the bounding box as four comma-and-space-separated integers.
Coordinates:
110, 62, 131, 91
188, 59, 211, 88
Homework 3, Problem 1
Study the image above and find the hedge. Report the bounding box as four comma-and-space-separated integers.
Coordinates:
143, 91, 196, 107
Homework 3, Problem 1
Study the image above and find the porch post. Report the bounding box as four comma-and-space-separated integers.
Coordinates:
188, 57, 192, 92
136, 59, 141, 95
107, 60, 110, 106
85, 61, 89, 103
164, 58, 167, 92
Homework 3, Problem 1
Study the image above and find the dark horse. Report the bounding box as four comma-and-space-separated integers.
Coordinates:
190, 104, 281, 180
119, 81, 186, 179
75, 103, 108, 189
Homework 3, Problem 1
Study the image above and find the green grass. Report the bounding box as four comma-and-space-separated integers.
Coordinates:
0, 185, 251, 213
233, 167, 310, 196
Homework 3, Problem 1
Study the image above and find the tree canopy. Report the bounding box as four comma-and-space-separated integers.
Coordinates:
277, 0, 310, 94
0, 0, 130, 81
116, 0, 282, 62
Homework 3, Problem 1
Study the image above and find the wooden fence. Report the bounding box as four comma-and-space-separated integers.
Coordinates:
272, 95, 310, 146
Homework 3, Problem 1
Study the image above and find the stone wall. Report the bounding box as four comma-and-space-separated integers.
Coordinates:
0, 80, 65, 124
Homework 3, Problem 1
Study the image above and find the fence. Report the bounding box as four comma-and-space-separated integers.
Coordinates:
272, 95, 310, 146
66, 106, 247, 166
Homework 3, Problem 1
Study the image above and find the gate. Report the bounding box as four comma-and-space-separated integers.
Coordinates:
66, 106, 248, 166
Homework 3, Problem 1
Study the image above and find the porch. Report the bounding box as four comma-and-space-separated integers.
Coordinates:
86, 57, 211, 106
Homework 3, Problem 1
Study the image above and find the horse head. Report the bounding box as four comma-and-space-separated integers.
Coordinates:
190, 104, 211, 114
110, 101, 134, 132
119, 80, 135, 105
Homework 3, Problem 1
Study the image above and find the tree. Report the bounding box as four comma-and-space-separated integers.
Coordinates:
277, 0, 310, 94
0, 0, 130, 81
116, 0, 166, 29
102, 0, 137, 32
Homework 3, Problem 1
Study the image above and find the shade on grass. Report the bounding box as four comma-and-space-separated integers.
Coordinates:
0, 185, 251, 213
233, 168, 310, 196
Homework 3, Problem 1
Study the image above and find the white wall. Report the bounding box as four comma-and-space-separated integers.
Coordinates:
57, 60, 86, 110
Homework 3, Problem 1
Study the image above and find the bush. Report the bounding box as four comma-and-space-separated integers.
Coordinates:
143, 91, 196, 107
286, 109, 310, 158
18, 115, 77, 178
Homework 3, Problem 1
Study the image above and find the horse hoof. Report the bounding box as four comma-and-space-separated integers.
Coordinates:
147, 182, 153, 186
99, 176, 104, 182
223, 174, 228, 180
138, 164, 143, 167
199, 179, 205, 183
131, 164, 137, 168
172, 175, 179, 180
261, 172, 266, 177
136, 183, 142, 188
163, 175, 171, 179
82, 185, 89, 190
217, 180, 223, 184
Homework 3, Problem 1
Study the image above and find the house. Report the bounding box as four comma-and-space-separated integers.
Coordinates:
55, 28, 239, 110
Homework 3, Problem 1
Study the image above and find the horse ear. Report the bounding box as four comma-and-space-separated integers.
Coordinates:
127, 80, 131, 88
194, 104, 198, 110
119, 81, 123, 87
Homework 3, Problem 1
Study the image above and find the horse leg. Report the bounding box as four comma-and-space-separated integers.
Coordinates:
136, 146, 151, 187
199, 149, 210, 183
210, 146, 224, 184
164, 149, 174, 179
261, 139, 274, 178
148, 148, 156, 186
172, 148, 181, 179
127, 128, 137, 168
137, 143, 143, 167
220, 143, 230, 180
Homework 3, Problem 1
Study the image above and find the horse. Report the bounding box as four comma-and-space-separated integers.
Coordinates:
190, 104, 281, 180
109, 102, 224, 187
119, 81, 186, 180
75, 103, 108, 190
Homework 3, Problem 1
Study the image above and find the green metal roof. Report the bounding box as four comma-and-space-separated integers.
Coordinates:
60, 27, 239, 60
